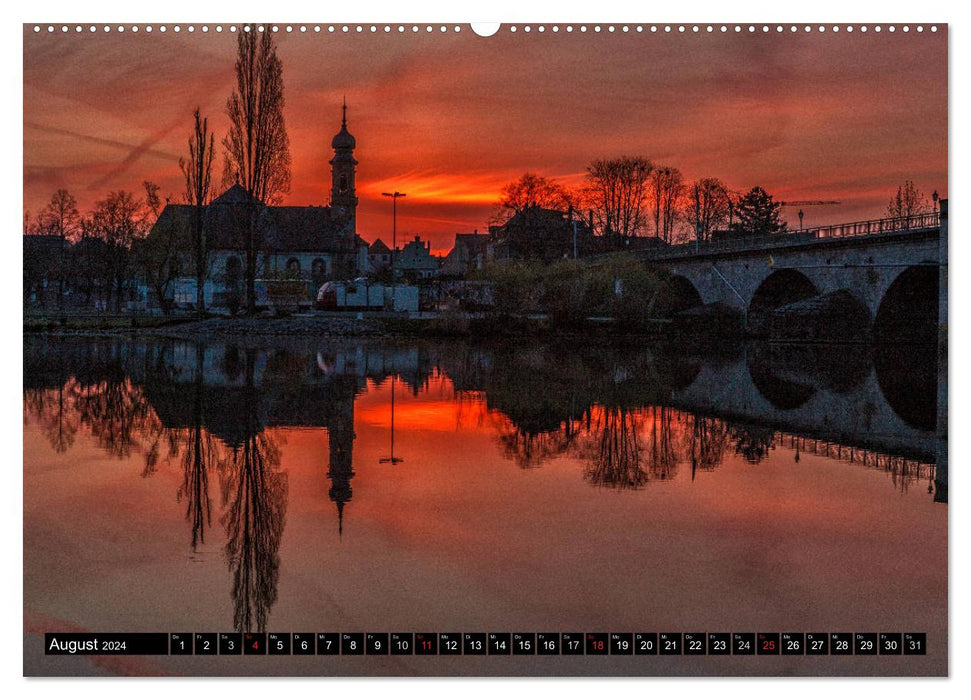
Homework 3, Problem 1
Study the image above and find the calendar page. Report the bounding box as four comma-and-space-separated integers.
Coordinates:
22, 20, 947, 677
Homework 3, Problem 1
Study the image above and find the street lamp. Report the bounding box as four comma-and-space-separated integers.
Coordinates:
382, 191, 406, 311
378, 374, 404, 466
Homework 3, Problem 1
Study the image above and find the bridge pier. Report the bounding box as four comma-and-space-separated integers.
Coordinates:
936, 200, 948, 503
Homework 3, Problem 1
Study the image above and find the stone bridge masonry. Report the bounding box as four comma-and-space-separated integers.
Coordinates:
636, 207, 946, 341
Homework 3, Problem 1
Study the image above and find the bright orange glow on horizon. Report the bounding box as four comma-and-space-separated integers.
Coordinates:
23, 27, 947, 254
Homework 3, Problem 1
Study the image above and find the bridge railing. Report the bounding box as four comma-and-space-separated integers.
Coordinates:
643, 211, 941, 260
803, 211, 941, 240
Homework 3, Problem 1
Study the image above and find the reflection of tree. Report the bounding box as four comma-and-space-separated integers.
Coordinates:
218, 349, 287, 633
176, 344, 216, 551
582, 407, 646, 489
25, 361, 168, 475
644, 406, 680, 480
24, 383, 79, 453
730, 425, 776, 464
688, 415, 730, 476
496, 420, 580, 469
72, 371, 161, 462
574, 407, 733, 487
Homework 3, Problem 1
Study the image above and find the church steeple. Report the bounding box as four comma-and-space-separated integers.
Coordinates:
330, 99, 358, 234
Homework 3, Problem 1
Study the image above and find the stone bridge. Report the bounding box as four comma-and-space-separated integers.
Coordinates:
636, 206, 946, 341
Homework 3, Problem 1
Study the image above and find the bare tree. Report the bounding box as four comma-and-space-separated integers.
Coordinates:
494, 172, 572, 223
223, 30, 292, 315
90, 190, 148, 311
887, 180, 929, 224
691, 177, 732, 242
180, 108, 216, 317
135, 195, 183, 315
584, 156, 653, 239
649, 166, 685, 244
43, 189, 80, 311
73, 214, 107, 307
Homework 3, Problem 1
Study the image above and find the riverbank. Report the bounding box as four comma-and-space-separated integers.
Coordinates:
23, 311, 704, 344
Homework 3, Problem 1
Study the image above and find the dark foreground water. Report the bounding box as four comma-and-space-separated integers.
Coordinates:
23, 335, 946, 676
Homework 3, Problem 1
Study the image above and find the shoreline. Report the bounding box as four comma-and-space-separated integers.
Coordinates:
22, 313, 685, 344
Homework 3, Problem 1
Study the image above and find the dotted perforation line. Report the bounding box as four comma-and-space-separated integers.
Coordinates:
500, 24, 939, 34
31, 24, 940, 35
31, 24, 466, 34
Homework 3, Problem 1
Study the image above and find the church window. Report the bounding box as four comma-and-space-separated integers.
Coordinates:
339, 174, 348, 194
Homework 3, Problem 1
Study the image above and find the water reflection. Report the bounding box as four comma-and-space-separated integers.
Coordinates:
178, 344, 215, 551
24, 335, 945, 631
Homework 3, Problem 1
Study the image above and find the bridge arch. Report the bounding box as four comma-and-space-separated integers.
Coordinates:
746, 344, 816, 410
747, 269, 818, 336
653, 274, 704, 318
873, 343, 938, 432
873, 263, 939, 344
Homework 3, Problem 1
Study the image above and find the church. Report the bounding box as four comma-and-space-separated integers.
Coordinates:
147, 102, 368, 311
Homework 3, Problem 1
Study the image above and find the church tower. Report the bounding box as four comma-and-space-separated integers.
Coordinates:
330, 99, 358, 234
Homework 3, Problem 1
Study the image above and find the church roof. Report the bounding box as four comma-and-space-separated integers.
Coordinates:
150, 187, 351, 254
211, 183, 253, 205
332, 101, 356, 150
264, 206, 345, 251
332, 124, 356, 151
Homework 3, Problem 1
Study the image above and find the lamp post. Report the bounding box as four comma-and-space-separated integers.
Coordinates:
382, 191, 406, 311
378, 374, 404, 466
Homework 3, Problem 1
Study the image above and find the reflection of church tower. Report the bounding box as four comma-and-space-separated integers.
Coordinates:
329, 99, 358, 235
326, 376, 358, 537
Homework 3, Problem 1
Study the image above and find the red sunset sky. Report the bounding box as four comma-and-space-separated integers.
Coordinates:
23, 25, 947, 254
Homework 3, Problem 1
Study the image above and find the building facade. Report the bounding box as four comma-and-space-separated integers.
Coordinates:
441, 232, 489, 277
147, 104, 364, 311
395, 235, 440, 280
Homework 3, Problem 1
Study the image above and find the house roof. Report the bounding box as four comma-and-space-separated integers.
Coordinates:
368, 238, 391, 255
23, 234, 66, 253
454, 233, 489, 253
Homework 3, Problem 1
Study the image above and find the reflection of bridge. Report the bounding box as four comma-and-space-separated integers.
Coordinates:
640, 207, 946, 340
774, 432, 937, 491
664, 344, 946, 503
667, 347, 939, 462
